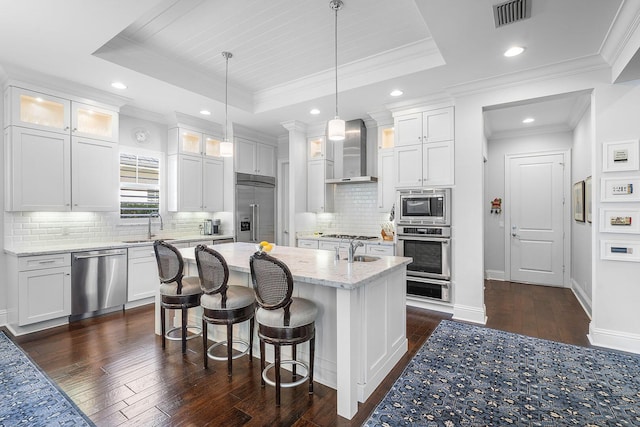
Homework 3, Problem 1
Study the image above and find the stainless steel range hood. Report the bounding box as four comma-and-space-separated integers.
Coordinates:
326, 119, 377, 184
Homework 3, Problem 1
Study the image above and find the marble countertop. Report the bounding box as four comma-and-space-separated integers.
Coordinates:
180, 242, 411, 290
4, 234, 235, 256
296, 234, 395, 246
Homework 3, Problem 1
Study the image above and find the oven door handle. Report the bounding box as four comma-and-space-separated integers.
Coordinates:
398, 235, 450, 242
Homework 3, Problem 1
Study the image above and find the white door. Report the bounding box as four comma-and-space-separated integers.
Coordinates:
508, 152, 566, 286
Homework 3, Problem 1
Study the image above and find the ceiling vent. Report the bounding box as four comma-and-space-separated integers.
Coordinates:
493, 0, 531, 28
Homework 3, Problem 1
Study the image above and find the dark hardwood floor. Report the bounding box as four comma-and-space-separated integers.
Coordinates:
8, 281, 590, 426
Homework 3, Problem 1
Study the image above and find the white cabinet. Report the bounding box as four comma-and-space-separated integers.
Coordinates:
365, 243, 395, 256
4, 86, 119, 212
127, 246, 159, 302
14, 253, 71, 326
394, 106, 454, 187
377, 148, 395, 212
168, 126, 226, 213
318, 240, 348, 252
235, 137, 276, 176
307, 159, 334, 213
308, 135, 334, 161
297, 239, 319, 249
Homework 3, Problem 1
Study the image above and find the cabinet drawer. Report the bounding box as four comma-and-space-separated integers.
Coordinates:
366, 244, 395, 256
128, 246, 155, 260
18, 253, 70, 271
298, 239, 319, 249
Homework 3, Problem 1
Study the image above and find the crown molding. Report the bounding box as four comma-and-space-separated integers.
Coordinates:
566, 92, 592, 129
387, 93, 454, 116
170, 111, 223, 135
234, 122, 277, 145
281, 120, 308, 134
253, 39, 444, 113
120, 105, 168, 125
366, 109, 393, 126
487, 123, 573, 141
600, 0, 640, 80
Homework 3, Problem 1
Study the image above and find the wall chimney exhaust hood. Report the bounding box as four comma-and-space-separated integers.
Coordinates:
325, 119, 377, 184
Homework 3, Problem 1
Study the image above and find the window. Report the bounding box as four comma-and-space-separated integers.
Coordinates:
120, 152, 160, 218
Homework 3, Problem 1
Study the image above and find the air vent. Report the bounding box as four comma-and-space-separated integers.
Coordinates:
493, 0, 531, 28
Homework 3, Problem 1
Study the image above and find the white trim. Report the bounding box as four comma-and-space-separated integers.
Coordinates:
484, 269, 505, 281
406, 297, 454, 314
588, 324, 640, 354
0, 309, 7, 327
504, 149, 571, 286
452, 304, 487, 325
570, 278, 592, 319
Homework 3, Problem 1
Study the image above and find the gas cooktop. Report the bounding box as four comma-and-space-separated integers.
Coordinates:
322, 234, 378, 240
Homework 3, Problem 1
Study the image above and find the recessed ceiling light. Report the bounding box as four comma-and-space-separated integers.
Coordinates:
390, 90, 403, 97
111, 81, 127, 90
200, 110, 211, 116
522, 117, 535, 124
504, 46, 525, 57
310, 108, 320, 115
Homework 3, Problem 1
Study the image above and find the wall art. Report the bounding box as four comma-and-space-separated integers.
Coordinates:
585, 176, 592, 223
600, 208, 640, 234
600, 240, 640, 262
602, 139, 639, 172
601, 177, 640, 202
573, 180, 585, 222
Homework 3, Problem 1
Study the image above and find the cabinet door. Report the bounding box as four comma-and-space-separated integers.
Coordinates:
256, 143, 275, 176
203, 134, 222, 158
235, 139, 256, 174
394, 113, 422, 147
72, 137, 118, 211
298, 239, 319, 249
18, 266, 71, 325
127, 250, 159, 302
423, 141, 454, 185
8, 87, 71, 134
71, 102, 119, 142
307, 160, 334, 213
423, 107, 453, 143
394, 144, 423, 188
178, 155, 203, 211
377, 148, 395, 212
308, 136, 334, 161
178, 129, 203, 155
203, 157, 224, 212
366, 244, 395, 256
7, 126, 70, 211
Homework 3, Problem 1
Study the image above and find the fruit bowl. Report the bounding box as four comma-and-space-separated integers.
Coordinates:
255, 241, 276, 254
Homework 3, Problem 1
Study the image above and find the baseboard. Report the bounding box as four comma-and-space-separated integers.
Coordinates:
570, 278, 592, 319
453, 303, 487, 325
485, 269, 505, 281
0, 309, 7, 327
589, 324, 640, 354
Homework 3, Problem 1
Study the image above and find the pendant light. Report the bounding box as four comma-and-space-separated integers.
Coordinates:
220, 51, 234, 157
327, 0, 345, 141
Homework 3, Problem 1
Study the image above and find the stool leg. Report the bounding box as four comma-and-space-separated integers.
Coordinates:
275, 345, 281, 407
309, 334, 315, 395
181, 307, 188, 354
292, 344, 297, 379
203, 318, 208, 369
227, 323, 233, 376
249, 317, 254, 360
260, 339, 266, 387
161, 305, 166, 349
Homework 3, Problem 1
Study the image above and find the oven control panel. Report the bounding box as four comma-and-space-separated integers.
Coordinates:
398, 226, 451, 237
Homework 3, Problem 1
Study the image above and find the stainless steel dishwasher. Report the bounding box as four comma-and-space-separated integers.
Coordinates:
71, 249, 127, 320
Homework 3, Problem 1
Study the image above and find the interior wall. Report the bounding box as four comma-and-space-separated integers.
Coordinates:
0, 88, 6, 322
484, 130, 573, 280
571, 105, 593, 315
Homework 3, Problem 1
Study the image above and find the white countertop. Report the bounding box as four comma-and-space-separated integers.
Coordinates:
4, 234, 235, 256
180, 242, 410, 290
296, 234, 395, 246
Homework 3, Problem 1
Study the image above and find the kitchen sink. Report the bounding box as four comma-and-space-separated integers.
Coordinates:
343, 255, 380, 262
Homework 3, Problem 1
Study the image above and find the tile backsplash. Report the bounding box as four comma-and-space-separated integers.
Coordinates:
4, 211, 233, 248
315, 182, 390, 237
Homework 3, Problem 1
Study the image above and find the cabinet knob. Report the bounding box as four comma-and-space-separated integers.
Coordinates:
64, 126, 70, 131
72, 128, 77, 132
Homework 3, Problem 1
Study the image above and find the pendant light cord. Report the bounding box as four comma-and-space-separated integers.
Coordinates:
224, 52, 230, 142
334, 3, 339, 118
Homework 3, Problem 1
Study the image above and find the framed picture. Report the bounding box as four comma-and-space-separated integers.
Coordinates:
601, 240, 640, 262
603, 139, 639, 172
585, 176, 592, 223
573, 181, 585, 222
601, 177, 640, 202
600, 208, 640, 233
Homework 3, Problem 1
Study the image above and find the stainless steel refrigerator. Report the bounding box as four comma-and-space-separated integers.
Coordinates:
235, 173, 276, 243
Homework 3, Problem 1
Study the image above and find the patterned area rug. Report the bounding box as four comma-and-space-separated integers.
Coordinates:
0, 331, 94, 426
365, 320, 640, 426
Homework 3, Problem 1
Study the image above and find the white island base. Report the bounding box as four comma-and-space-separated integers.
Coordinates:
157, 242, 410, 420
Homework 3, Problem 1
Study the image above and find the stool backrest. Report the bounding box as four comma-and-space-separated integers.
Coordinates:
195, 245, 230, 305
250, 252, 293, 322
153, 240, 185, 293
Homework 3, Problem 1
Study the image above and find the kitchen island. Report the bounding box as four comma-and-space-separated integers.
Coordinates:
174, 242, 411, 420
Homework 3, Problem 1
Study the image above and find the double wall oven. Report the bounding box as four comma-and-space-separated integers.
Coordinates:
397, 188, 452, 303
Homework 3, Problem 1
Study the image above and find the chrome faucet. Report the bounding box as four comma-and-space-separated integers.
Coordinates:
347, 238, 364, 263
148, 212, 163, 240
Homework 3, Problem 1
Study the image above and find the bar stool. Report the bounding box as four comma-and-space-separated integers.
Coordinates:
249, 251, 317, 406
153, 240, 202, 354
195, 245, 256, 374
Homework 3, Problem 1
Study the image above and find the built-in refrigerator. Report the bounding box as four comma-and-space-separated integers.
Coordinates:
235, 173, 276, 243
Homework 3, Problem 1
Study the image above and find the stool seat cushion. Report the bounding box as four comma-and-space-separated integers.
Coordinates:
201, 285, 255, 310
256, 297, 317, 328
160, 276, 202, 296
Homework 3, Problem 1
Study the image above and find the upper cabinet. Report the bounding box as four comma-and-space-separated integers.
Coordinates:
4, 85, 119, 212
308, 135, 334, 161
6, 87, 118, 142
393, 106, 454, 187
168, 127, 222, 158
235, 137, 276, 177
